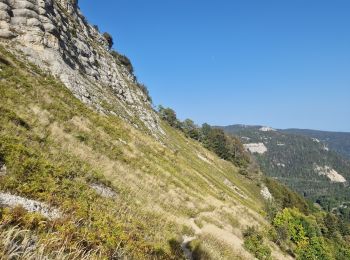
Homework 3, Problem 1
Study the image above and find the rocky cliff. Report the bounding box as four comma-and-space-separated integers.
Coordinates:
0, 0, 163, 136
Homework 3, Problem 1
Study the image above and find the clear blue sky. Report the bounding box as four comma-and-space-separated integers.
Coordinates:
80, 0, 350, 132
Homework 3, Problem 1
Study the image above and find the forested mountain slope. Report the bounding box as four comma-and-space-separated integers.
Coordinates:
220, 125, 350, 220
283, 129, 350, 160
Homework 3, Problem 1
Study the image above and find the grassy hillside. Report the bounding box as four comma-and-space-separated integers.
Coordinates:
1, 43, 350, 259
0, 45, 279, 259
220, 125, 350, 222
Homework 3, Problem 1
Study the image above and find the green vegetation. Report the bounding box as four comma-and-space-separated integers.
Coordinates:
0, 46, 269, 259
111, 50, 134, 74
110, 51, 153, 103
221, 125, 350, 223
158, 107, 250, 167
137, 83, 152, 103
271, 208, 333, 259
0, 225, 100, 259
0, 48, 178, 259
243, 226, 272, 260
265, 178, 311, 215
263, 178, 350, 259
158, 106, 181, 129
182, 119, 200, 140
2, 36, 349, 259
102, 32, 114, 49
200, 124, 250, 167
283, 129, 350, 160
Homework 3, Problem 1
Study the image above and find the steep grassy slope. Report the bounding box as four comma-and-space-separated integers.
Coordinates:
0, 46, 288, 259
220, 125, 350, 218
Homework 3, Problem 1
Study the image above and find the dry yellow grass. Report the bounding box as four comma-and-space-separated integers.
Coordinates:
0, 45, 292, 259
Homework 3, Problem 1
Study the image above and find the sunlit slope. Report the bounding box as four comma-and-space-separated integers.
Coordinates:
220, 125, 350, 211
0, 46, 289, 259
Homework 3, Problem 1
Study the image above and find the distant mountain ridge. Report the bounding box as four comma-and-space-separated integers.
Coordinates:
220, 124, 350, 219
282, 128, 350, 160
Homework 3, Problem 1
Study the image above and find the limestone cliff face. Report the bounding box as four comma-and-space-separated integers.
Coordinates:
0, 0, 164, 136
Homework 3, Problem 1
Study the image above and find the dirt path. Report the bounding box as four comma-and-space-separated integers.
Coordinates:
181, 235, 197, 260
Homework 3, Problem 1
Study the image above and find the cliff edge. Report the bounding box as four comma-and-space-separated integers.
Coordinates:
0, 0, 163, 136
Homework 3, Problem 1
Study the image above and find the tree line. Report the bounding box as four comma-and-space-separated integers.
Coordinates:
158, 106, 250, 167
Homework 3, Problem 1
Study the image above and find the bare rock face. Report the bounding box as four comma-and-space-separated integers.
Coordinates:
314, 165, 347, 183
244, 143, 268, 154
0, 0, 164, 136
260, 186, 273, 201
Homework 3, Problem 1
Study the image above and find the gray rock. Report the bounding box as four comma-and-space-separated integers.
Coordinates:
0, 10, 10, 22
0, 3, 10, 11
0, 0, 165, 137
90, 183, 117, 198
10, 16, 28, 25
42, 22, 55, 32
0, 192, 62, 220
12, 8, 38, 19
0, 29, 15, 38
12, 1, 36, 10
0, 20, 10, 28
26, 17, 40, 26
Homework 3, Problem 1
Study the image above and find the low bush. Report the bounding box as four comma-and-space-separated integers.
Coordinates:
243, 226, 272, 260
102, 32, 113, 49
111, 51, 134, 74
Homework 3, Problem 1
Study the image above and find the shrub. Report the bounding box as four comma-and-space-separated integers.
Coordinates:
158, 106, 181, 129
243, 226, 272, 260
111, 51, 134, 74
296, 236, 331, 260
273, 208, 308, 245
199, 124, 250, 167
103, 32, 113, 49
92, 25, 99, 32
271, 208, 334, 258
137, 83, 152, 103
265, 178, 310, 214
181, 119, 200, 140
118, 54, 133, 74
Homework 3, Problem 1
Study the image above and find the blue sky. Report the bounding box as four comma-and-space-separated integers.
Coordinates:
80, 0, 350, 132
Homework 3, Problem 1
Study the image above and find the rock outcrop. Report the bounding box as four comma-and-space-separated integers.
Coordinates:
0, 192, 62, 219
314, 165, 347, 183
244, 142, 268, 154
0, 0, 164, 136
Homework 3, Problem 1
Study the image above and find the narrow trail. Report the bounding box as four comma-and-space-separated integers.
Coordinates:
180, 217, 202, 259
181, 235, 197, 260
179, 209, 251, 260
